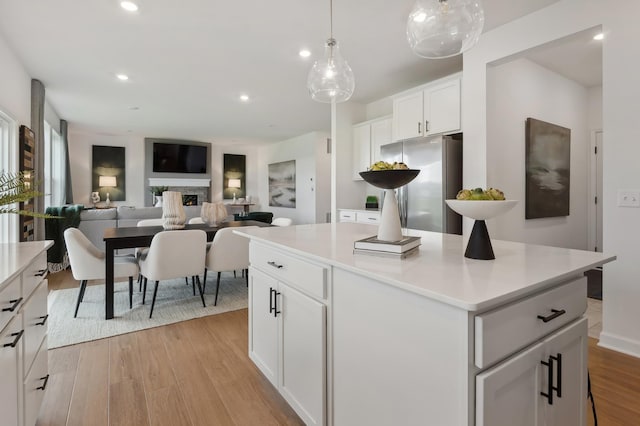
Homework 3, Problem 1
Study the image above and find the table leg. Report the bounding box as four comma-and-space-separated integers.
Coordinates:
105, 242, 115, 319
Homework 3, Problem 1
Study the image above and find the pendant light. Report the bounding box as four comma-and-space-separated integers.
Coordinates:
307, 0, 355, 103
407, 0, 485, 59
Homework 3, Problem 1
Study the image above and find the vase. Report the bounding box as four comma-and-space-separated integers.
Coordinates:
154, 195, 163, 207
162, 191, 186, 230
200, 202, 228, 226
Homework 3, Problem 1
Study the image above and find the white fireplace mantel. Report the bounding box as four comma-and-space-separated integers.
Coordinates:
148, 178, 211, 187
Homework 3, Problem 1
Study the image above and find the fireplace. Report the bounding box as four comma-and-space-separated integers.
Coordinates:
182, 194, 198, 206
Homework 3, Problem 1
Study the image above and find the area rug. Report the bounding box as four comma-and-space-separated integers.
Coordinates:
47, 273, 248, 349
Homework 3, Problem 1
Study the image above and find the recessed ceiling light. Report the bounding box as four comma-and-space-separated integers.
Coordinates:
299, 49, 311, 58
116, 74, 129, 81
593, 33, 604, 41
240, 94, 250, 102
128, 106, 140, 110
120, 1, 139, 12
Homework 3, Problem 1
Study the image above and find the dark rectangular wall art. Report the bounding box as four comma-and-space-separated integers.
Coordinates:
92, 145, 126, 201
223, 154, 246, 200
269, 160, 296, 208
525, 118, 570, 219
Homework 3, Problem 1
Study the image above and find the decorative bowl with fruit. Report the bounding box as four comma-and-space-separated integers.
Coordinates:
445, 188, 517, 260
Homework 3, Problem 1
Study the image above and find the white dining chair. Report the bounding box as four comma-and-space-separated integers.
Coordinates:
135, 218, 165, 289
138, 229, 207, 318
271, 217, 293, 227
203, 226, 257, 305
64, 228, 139, 318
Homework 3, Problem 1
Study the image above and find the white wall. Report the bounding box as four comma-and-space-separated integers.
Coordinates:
464, 0, 640, 358
257, 132, 329, 225
44, 101, 60, 133
487, 58, 589, 249
588, 86, 603, 130
0, 35, 30, 127
335, 102, 367, 212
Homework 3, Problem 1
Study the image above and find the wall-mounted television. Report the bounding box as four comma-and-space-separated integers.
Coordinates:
152, 143, 207, 173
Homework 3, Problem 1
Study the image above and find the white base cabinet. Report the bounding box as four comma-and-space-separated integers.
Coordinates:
249, 247, 327, 426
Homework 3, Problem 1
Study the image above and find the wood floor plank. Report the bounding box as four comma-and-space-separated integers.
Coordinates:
109, 379, 150, 426
146, 386, 193, 426
135, 326, 179, 392
36, 370, 77, 426
110, 333, 143, 384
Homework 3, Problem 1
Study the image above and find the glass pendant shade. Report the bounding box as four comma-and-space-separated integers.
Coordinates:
307, 38, 355, 103
407, 0, 485, 59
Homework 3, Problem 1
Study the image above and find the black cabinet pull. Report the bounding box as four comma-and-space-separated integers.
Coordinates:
274, 291, 281, 318
37, 374, 50, 391
417, 122, 421, 134
36, 315, 49, 326
551, 353, 562, 398
540, 356, 554, 405
269, 287, 275, 314
2, 297, 23, 312
425, 120, 429, 132
3, 330, 24, 348
537, 309, 566, 323
35, 269, 48, 277
267, 261, 283, 269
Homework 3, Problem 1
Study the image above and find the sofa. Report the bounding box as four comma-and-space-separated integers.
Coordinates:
78, 205, 206, 252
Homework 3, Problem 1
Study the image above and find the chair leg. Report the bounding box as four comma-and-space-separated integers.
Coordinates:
214, 272, 221, 306
195, 276, 206, 308
192, 276, 196, 296
142, 277, 148, 305
185, 277, 189, 286
74, 280, 87, 318
129, 276, 133, 309
203, 269, 208, 293
233, 270, 236, 278
138, 274, 142, 292
245, 269, 249, 287
149, 280, 160, 318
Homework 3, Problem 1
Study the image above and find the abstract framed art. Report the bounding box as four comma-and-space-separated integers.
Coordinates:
268, 160, 296, 208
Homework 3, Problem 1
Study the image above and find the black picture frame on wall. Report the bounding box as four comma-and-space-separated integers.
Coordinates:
92, 145, 126, 201
223, 154, 246, 200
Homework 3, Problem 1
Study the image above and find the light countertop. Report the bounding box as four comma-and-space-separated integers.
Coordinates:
236, 223, 615, 311
0, 240, 53, 287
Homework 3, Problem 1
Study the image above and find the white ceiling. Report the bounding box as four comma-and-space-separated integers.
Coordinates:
0, 0, 563, 144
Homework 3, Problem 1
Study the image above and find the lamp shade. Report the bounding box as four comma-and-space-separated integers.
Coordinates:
407, 0, 485, 59
99, 176, 117, 187
228, 179, 241, 189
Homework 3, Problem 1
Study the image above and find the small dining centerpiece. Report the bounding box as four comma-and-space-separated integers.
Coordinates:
200, 202, 228, 226
162, 191, 186, 230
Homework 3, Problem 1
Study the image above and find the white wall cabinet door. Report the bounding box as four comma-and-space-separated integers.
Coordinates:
279, 283, 326, 426
393, 91, 423, 141
0, 315, 23, 426
477, 318, 587, 426
352, 123, 371, 180
249, 268, 279, 387
423, 78, 461, 136
370, 118, 392, 164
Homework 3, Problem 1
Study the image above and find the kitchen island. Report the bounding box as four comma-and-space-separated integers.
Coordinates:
236, 223, 615, 426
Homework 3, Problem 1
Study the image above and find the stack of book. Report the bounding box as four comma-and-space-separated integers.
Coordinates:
353, 235, 421, 258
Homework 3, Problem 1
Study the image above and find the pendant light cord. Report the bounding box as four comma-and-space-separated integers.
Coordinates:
329, 0, 333, 39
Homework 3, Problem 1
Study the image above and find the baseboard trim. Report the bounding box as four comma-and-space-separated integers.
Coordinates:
598, 331, 640, 359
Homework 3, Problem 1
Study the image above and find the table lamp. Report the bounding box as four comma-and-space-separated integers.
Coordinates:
99, 175, 117, 207
228, 178, 241, 203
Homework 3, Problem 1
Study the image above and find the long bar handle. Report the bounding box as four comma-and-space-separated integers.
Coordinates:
37, 375, 50, 391
35, 269, 48, 277
540, 357, 554, 405
36, 315, 49, 326
537, 309, 566, 323
267, 261, 283, 269
550, 353, 562, 398
2, 297, 23, 312
274, 291, 281, 317
269, 287, 274, 314
3, 330, 24, 348
417, 122, 421, 135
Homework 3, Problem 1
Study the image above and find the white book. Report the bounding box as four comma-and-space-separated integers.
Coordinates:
354, 235, 421, 253
353, 245, 420, 259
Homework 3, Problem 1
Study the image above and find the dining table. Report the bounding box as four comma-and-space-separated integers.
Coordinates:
102, 220, 269, 319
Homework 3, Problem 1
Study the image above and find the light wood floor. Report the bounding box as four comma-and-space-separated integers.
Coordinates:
44, 271, 640, 425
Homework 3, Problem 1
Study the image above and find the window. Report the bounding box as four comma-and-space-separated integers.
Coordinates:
44, 121, 65, 208
0, 110, 17, 243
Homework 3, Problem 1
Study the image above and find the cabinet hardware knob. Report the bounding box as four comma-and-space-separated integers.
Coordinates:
3, 330, 24, 348
2, 297, 23, 312
537, 309, 566, 323
35, 269, 48, 277
36, 315, 49, 326
267, 261, 284, 269
37, 374, 50, 391
540, 356, 554, 405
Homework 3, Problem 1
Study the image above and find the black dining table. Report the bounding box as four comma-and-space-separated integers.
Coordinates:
102, 220, 268, 319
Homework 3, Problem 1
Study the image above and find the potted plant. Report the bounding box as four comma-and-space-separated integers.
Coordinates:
0, 171, 50, 217
365, 195, 379, 209
149, 186, 169, 207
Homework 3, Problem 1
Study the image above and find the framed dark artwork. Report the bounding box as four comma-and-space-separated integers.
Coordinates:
269, 160, 296, 208
19, 125, 35, 241
525, 118, 571, 219
223, 154, 246, 200
92, 145, 126, 201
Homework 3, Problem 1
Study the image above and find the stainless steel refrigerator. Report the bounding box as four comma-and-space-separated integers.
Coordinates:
380, 134, 462, 234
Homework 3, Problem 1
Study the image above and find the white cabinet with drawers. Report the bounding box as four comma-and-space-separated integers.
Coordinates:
352, 116, 392, 180
0, 241, 52, 426
338, 209, 380, 224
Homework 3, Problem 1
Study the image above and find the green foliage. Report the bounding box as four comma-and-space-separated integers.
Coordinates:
366, 195, 378, 203
149, 186, 169, 195
0, 171, 56, 218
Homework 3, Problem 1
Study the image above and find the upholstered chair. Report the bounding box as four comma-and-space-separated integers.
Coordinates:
203, 226, 257, 305
64, 228, 139, 318
138, 230, 207, 318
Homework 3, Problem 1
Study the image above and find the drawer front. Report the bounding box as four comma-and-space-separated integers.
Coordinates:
356, 211, 380, 224
22, 280, 48, 377
339, 210, 356, 222
475, 277, 586, 368
0, 276, 22, 333
23, 336, 48, 426
250, 244, 327, 300
22, 252, 47, 299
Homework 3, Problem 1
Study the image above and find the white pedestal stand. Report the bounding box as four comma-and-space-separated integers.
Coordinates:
377, 189, 403, 242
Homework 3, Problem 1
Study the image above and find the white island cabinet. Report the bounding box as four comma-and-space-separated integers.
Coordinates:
236, 223, 614, 426
0, 241, 53, 426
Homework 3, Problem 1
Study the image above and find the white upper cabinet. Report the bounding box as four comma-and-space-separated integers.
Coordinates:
393, 74, 461, 141
352, 116, 392, 180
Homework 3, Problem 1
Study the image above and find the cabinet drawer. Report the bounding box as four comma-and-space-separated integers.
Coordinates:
23, 252, 47, 299
250, 244, 327, 300
22, 280, 48, 377
0, 275, 21, 333
23, 336, 48, 426
339, 210, 356, 222
475, 277, 586, 368
356, 211, 380, 224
